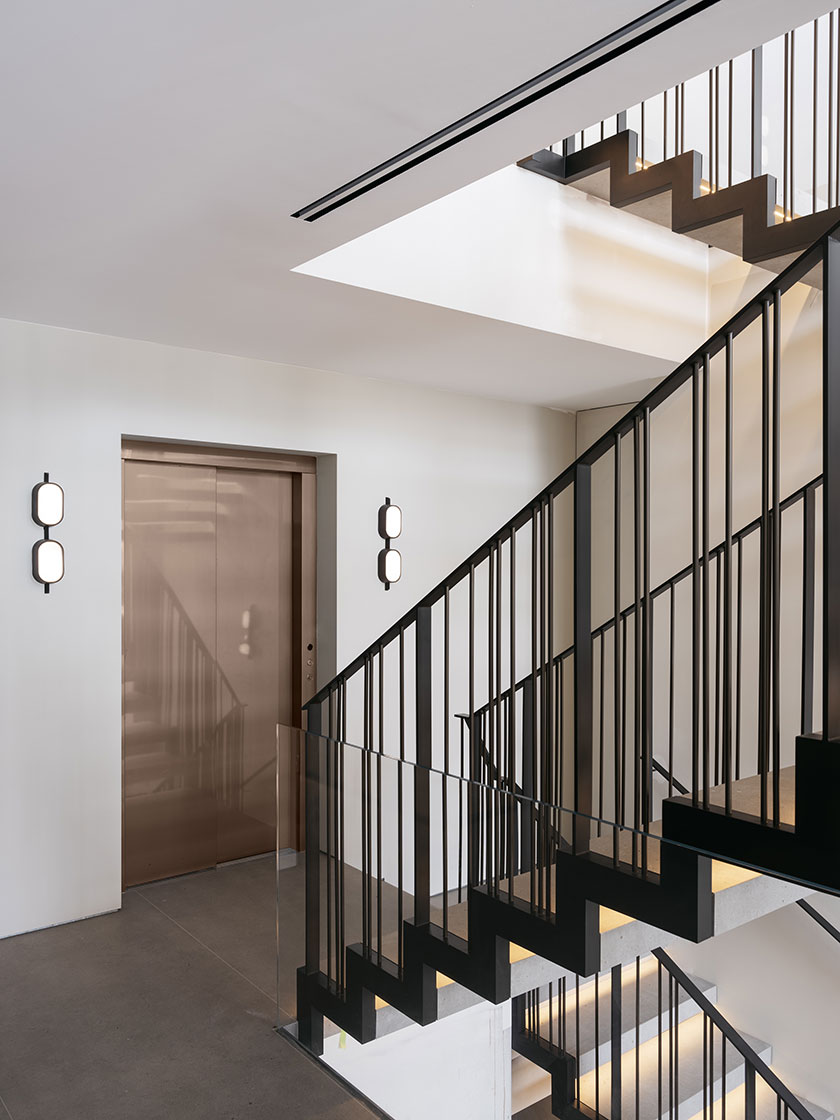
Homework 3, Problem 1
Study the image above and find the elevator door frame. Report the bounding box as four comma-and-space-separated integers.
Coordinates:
121, 439, 317, 879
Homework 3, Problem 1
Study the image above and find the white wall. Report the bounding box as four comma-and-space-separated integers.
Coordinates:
322, 1000, 511, 1120
0, 316, 575, 939
670, 894, 840, 1117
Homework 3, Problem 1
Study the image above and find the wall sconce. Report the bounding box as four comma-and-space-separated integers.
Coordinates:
377, 496, 401, 590
32, 473, 64, 592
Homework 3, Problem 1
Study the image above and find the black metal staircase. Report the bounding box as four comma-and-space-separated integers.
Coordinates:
296, 217, 840, 1064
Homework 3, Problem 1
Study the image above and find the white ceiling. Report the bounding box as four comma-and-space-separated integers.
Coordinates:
0, 0, 832, 408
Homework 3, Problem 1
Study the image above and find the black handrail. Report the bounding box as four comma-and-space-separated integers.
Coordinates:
305, 232, 827, 712
797, 898, 840, 945
653, 948, 816, 1120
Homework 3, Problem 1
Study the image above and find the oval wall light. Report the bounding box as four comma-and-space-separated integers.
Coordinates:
32, 472, 65, 593
378, 547, 402, 587
32, 539, 65, 587
32, 479, 65, 527
377, 496, 402, 590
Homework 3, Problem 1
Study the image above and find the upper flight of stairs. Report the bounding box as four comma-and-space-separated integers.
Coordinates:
518, 130, 840, 276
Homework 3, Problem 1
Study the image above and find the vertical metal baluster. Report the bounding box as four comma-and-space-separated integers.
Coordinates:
562, 976, 567, 1053
784, 34, 790, 219
547, 495, 555, 864
458, 716, 464, 904
772, 289, 782, 826
614, 434, 623, 863
326, 699, 333, 983
759, 297, 771, 823
376, 648, 384, 961
736, 538, 743, 781
635, 956, 641, 1120
509, 528, 516, 900
715, 553, 722, 788
680, 82, 685, 154
802, 487, 816, 735
830, 13, 836, 209
658, 961, 663, 1120
488, 545, 496, 893
398, 631, 404, 967
703, 1014, 708, 1118
835, 13, 840, 207
595, 970, 601, 1119
824, 225, 840, 741
708, 69, 714, 191
415, 608, 432, 932
622, 617, 628, 846
599, 633, 605, 836
641, 100, 646, 166
643, 407, 652, 864
702, 354, 711, 808
669, 584, 676, 798
693, 362, 701, 806
549, 981, 554, 1048
468, 567, 477, 892
443, 591, 450, 934
634, 414, 642, 871
792, 28, 797, 217
724, 332, 734, 814
611, 964, 622, 1120
531, 512, 542, 911
575, 973, 581, 1105
340, 683, 346, 987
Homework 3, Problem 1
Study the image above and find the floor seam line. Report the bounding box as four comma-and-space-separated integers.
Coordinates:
134, 890, 277, 1004
0, 1089, 15, 1120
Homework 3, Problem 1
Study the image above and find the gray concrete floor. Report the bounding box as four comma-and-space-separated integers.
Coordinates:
0, 855, 379, 1120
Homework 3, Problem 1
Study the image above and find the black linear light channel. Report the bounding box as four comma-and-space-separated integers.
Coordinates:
292, 0, 724, 222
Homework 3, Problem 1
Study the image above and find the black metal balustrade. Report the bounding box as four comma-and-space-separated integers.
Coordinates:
297, 226, 840, 1056
514, 950, 817, 1120
558, 9, 840, 220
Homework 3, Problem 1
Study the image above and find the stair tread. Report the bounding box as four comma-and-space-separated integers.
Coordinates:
534, 958, 717, 1071
576, 1011, 771, 1120
684, 1077, 833, 1120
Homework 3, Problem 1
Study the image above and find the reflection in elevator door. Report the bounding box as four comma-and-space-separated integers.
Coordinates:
123, 456, 301, 887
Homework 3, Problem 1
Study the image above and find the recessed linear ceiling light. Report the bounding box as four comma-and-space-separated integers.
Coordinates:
291, 0, 724, 222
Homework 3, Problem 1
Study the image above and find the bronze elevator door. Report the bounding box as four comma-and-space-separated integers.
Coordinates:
123, 459, 297, 886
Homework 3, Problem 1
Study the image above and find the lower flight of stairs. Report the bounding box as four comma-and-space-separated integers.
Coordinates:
512, 956, 832, 1120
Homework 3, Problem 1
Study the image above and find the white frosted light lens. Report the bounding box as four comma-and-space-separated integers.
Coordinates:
384, 548, 401, 584
33, 539, 65, 584
33, 481, 65, 527
383, 504, 402, 539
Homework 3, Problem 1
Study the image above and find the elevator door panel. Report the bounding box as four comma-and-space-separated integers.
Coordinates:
215, 468, 294, 860
123, 461, 219, 886
123, 458, 299, 886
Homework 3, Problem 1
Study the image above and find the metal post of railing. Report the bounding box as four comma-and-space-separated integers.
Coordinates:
415, 605, 432, 926
573, 462, 593, 854
824, 233, 840, 739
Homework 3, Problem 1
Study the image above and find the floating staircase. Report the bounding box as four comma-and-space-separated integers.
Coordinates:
518, 131, 840, 276
297, 219, 840, 1066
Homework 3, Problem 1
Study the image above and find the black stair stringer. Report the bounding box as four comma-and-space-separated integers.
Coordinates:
512, 995, 581, 1120
518, 131, 840, 268
297, 880, 601, 1056
663, 734, 840, 895
555, 836, 715, 944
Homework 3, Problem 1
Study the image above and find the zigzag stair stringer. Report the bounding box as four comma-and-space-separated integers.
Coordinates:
518, 130, 840, 271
